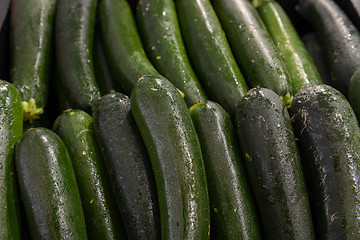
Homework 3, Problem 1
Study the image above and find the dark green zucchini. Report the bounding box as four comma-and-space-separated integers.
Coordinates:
53, 109, 126, 240
92, 92, 160, 240
348, 68, 360, 120
189, 100, 261, 239
175, 0, 248, 117
55, 0, 101, 113
211, 0, 292, 106
290, 84, 360, 239
15, 127, 87, 239
0, 80, 22, 240
10, 0, 56, 122
255, 0, 323, 95
136, 0, 207, 106
98, 0, 159, 95
298, 0, 360, 96
334, 0, 360, 32
93, 29, 123, 95
235, 87, 315, 240
131, 75, 210, 239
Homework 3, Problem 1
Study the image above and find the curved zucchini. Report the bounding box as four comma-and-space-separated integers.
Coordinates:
92, 92, 160, 240
334, 0, 360, 32
0, 80, 22, 239
189, 100, 261, 239
53, 109, 126, 240
298, 0, 360, 96
290, 84, 360, 239
55, 0, 101, 113
15, 127, 87, 239
255, 0, 323, 95
98, 0, 159, 95
235, 87, 315, 239
211, 0, 292, 106
175, 0, 248, 117
136, 0, 207, 106
10, 0, 56, 122
131, 75, 210, 239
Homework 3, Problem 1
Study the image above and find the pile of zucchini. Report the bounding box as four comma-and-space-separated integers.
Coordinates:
1, 0, 360, 239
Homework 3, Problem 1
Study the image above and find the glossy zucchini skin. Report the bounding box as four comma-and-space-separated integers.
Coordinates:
0, 80, 22, 240
10, 0, 56, 119
290, 84, 360, 239
175, 0, 248, 117
53, 109, 126, 240
211, 0, 292, 105
334, 0, 360, 32
98, 0, 159, 95
131, 75, 210, 240
92, 92, 160, 240
136, 0, 207, 106
256, 0, 323, 95
298, 0, 360, 96
15, 127, 87, 239
189, 100, 261, 240
235, 88, 315, 240
348, 68, 360, 120
55, 0, 101, 113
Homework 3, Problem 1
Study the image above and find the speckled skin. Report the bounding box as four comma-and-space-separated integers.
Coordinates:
53, 109, 126, 240
175, 0, 248, 117
10, 0, 57, 108
136, 0, 208, 106
0, 80, 22, 239
15, 127, 87, 239
235, 87, 315, 240
190, 100, 261, 240
55, 0, 101, 113
290, 84, 360, 240
131, 75, 210, 240
92, 92, 160, 240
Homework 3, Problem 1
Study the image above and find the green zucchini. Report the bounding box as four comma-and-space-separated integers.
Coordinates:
235, 87, 315, 239
55, 0, 101, 113
298, 0, 360, 96
92, 92, 160, 240
348, 68, 360, 120
211, 0, 292, 106
98, 0, 159, 95
10, 0, 56, 122
15, 127, 87, 239
53, 109, 126, 239
255, 0, 323, 95
0, 80, 22, 239
136, 0, 207, 106
175, 0, 248, 117
290, 84, 360, 239
131, 75, 210, 239
189, 100, 261, 239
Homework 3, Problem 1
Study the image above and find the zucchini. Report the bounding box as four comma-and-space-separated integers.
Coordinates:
98, 0, 159, 95
211, 0, 292, 106
0, 80, 22, 239
92, 92, 160, 240
55, 0, 101, 113
15, 127, 87, 239
348, 68, 360, 120
235, 87, 315, 239
189, 100, 261, 239
298, 0, 360, 97
334, 0, 360, 32
136, 0, 208, 106
255, 0, 323, 95
175, 0, 248, 117
10, 0, 56, 122
53, 109, 126, 239
131, 75, 210, 239
290, 84, 360, 239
